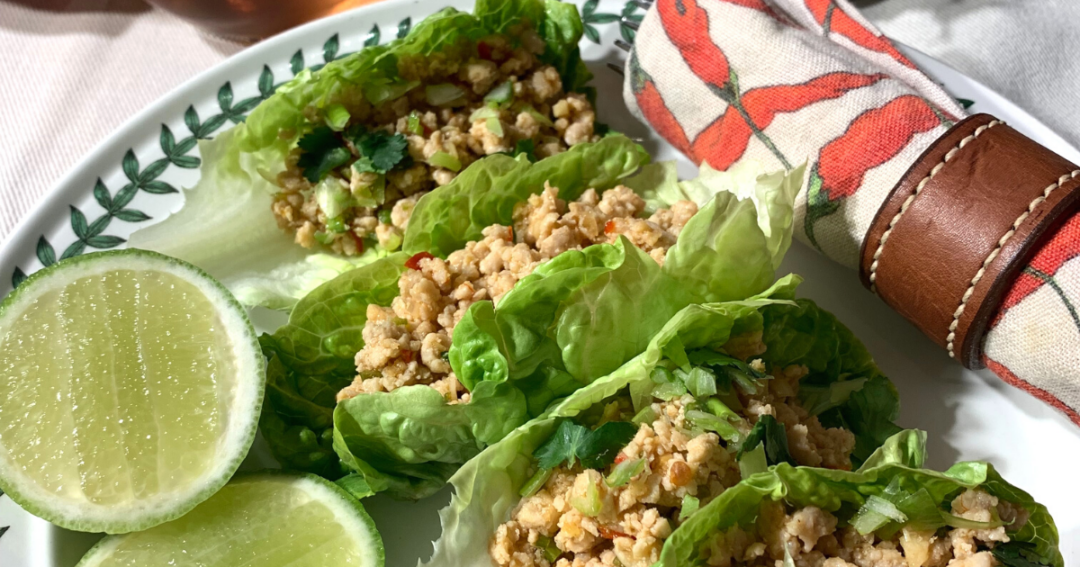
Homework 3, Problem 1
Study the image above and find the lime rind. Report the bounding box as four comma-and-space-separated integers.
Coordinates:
0, 249, 266, 534
76, 471, 385, 567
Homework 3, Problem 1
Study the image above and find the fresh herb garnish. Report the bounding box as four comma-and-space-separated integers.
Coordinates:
737, 415, 794, 466
348, 127, 409, 172
535, 534, 562, 563
297, 126, 352, 183
687, 350, 768, 394
377, 208, 393, 225
534, 420, 638, 470
605, 458, 645, 487
513, 139, 537, 162
991, 542, 1052, 567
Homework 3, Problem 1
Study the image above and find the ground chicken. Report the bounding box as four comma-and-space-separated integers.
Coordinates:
489, 355, 872, 567
336, 184, 698, 402
271, 31, 603, 256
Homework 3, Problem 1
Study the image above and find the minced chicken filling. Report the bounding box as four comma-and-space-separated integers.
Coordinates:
336, 184, 698, 403
491, 356, 862, 567
272, 31, 601, 256
695, 489, 1027, 567
492, 390, 1024, 567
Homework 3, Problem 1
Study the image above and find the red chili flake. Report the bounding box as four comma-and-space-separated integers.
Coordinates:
507, 226, 514, 241
422, 124, 434, 136
598, 526, 632, 540
401, 350, 414, 363
613, 453, 629, 465
477, 41, 493, 60
349, 232, 365, 255
405, 251, 435, 270
604, 220, 617, 234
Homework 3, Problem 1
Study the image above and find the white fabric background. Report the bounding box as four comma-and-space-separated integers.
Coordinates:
0, 0, 1077, 240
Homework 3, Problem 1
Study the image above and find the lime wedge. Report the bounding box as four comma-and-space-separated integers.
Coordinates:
0, 250, 264, 533
77, 472, 385, 567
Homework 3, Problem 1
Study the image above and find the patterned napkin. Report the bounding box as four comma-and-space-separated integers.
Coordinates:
624, 0, 1080, 425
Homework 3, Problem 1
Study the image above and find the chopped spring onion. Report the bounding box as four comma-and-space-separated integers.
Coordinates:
652, 382, 687, 401
428, 151, 462, 172
484, 80, 513, 104
851, 495, 909, 535
535, 535, 562, 563
468, 106, 501, 123
684, 366, 718, 397
315, 178, 353, 220
678, 495, 700, 522
737, 442, 767, 478
605, 458, 645, 488
519, 468, 553, 498
425, 83, 466, 106
865, 495, 909, 522
325, 103, 351, 131
651, 366, 675, 384
485, 117, 504, 137
523, 105, 554, 127
406, 111, 423, 135
686, 409, 741, 442
705, 398, 740, 422
377, 208, 393, 225
364, 79, 420, 105
631, 406, 656, 425
325, 216, 347, 234
313, 231, 335, 245
941, 512, 1002, 531
570, 477, 602, 517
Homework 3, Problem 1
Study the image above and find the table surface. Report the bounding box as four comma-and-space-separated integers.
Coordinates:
1, 0, 1077, 242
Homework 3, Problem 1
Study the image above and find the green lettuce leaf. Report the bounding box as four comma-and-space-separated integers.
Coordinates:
449, 160, 804, 395
258, 254, 407, 477
424, 291, 794, 566
404, 135, 650, 257
662, 432, 1062, 567
265, 137, 648, 492
131, 0, 588, 310
271, 135, 806, 497
756, 298, 902, 465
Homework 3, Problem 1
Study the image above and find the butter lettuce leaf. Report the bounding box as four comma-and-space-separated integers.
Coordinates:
258, 254, 407, 477
131, 0, 589, 310
663, 433, 1062, 567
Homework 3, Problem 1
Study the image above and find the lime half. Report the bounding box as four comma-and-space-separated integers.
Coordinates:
78, 472, 385, 567
0, 249, 264, 533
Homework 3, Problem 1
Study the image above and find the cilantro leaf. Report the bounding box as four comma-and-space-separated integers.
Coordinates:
534, 420, 638, 470
688, 349, 768, 394
349, 127, 408, 172
579, 421, 638, 469
513, 139, 537, 163
737, 415, 794, 466
991, 542, 1053, 567
297, 126, 351, 183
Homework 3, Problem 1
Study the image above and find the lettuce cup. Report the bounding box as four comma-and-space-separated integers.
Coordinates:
426, 276, 912, 566
130, 0, 598, 309
652, 431, 1062, 567
258, 137, 805, 497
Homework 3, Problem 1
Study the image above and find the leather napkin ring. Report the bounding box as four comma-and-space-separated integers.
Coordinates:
859, 114, 1080, 369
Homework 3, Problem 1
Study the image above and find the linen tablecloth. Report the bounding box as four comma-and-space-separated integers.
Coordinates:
1, 0, 1077, 240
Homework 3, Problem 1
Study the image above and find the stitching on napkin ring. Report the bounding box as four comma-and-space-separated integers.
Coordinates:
945, 169, 1080, 358
868, 120, 1002, 293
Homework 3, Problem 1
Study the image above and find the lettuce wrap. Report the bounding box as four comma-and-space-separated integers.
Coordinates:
656, 431, 1062, 567
426, 276, 916, 566
260, 135, 805, 498
130, 0, 593, 309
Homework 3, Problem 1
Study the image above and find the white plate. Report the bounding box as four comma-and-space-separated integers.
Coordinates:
1, 1, 1078, 565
